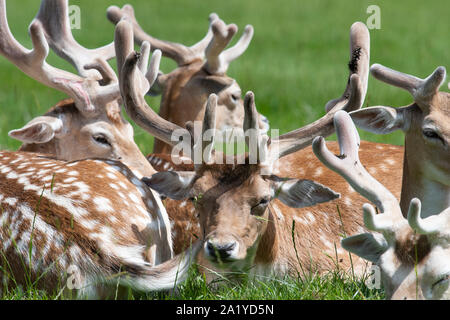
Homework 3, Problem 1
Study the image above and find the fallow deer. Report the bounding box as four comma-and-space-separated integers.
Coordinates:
0, 1, 202, 298
350, 64, 449, 218
313, 110, 450, 300
107, 4, 270, 154
0, 0, 156, 178
0, 151, 201, 298
139, 22, 397, 273
134, 22, 403, 280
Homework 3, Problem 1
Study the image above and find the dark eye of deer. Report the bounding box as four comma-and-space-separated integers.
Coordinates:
231, 93, 239, 102
93, 135, 111, 147
422, 129, 444, 144
251, 198, 270, 212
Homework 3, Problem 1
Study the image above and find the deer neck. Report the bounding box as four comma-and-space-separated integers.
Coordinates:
400, 149, 450, 218
19, 140, 58, 156
254, 208, 279, 268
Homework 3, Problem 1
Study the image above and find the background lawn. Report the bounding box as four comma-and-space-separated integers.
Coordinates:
0, 0, 448, 300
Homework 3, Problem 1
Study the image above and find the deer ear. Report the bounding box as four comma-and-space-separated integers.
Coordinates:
341, 233, 388, 263
272, 179, 340, 208
142, 171, 196, 200
349, 106, 410, 134
9, 116, 64, 144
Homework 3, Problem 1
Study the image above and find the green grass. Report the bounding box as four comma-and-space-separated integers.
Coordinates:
0, 0, 448, 300
0, 264, 384, 300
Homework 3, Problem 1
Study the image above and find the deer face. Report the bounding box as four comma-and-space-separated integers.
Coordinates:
143, 160, 339, 267
9, 100, 155, 177
410, 93, 450, 184
352, 92, 450, 186
343, 222, 450, 300
157, 62, 269, 146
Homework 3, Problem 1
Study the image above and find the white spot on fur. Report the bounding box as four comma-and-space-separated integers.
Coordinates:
313, 167, 323, 177
93, 196, 114, 213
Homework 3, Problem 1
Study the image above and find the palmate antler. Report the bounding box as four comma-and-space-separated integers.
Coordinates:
0, 0, 119, 114
312, 110, 450, 238
107, 4, 253, 76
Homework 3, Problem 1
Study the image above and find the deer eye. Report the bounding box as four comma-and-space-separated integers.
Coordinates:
251, 197, 270, 215
230, 92, 241, 103
422, 128, 444, 145
432, 274, 450, 289
92, 134, 111, 147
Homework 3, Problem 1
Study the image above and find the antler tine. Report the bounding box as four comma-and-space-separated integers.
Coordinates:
371, 64, 446, 102
204, 20, 254, 75
220, 25, 254, 71
0, 1, 89, 102
196, 94, 217, 165
312, 111, 403, 233
189, 13, 220, 58
116, 20, 186, 148
244, 91, 266, 164
408, 199, 450, 235
0, 0, 120, 114
268, 22, 369, 160
108, 5, 218, 66
203, 19, 238, 75
35, 0, 116, 80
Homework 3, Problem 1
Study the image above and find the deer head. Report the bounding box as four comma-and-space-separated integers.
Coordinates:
107, 4, 270, 154
349, 64, 449, 217
313, 110, 450, 300
0, 0, 155, 176
137, 22, 369, 270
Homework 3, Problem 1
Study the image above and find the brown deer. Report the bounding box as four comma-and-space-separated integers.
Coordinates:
107, 4, 270, 154
0, 0, 156, 178
350, 64, 449, 218
0, 0, 203, 298
313, 110, 450, 300
133, 22, 403, 280
0, 151, 201, 298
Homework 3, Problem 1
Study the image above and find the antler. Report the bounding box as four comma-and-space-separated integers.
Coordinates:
35, 0, 115, 80
203, 19, 254, 75
115, 20, 186, 148
370, 64, 446, 104
107, 4, 253, 75
0, 0, 120, 114
107, 4, 218, 66
267, 21, 370, 160
408, 200, 450, 236
312, 111, 404, 234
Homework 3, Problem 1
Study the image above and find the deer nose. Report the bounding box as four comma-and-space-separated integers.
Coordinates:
205, 240, 237, 260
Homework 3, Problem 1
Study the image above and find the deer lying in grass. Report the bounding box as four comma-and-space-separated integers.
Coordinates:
0, 150, 201, 298
142, 23, 400, 277
135, 21, 403, 280
313, 111, 450, 300
0, 0, 202, 298
107, 4, 270, 154
0, 0, 156, 178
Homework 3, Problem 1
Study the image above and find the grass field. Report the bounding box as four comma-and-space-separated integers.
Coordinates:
0, 0, 448, 300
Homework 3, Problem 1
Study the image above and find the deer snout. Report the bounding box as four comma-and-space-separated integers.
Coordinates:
204, 239, 239, 261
